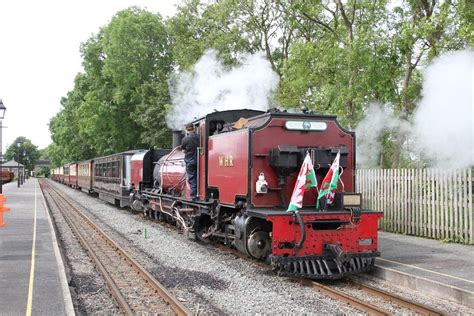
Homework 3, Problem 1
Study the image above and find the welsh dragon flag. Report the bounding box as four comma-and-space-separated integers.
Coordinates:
287, 153, 318, 212
317, 151, 341, 208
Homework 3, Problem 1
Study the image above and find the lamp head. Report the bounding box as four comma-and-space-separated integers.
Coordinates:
0, 99, 6, 119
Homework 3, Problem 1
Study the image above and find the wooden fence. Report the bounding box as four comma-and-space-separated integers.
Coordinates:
356, 168, 473, 244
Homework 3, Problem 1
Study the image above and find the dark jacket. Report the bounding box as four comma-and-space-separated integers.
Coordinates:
181, 133, 199, 162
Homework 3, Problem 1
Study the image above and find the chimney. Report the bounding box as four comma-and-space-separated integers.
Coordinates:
172, 130, 184, 149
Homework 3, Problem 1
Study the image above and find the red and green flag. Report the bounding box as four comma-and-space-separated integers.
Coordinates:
317, 151, 341, 208
287, 153, 318, 212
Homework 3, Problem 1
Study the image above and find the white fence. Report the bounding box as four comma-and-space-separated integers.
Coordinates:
356, 168, 473, 244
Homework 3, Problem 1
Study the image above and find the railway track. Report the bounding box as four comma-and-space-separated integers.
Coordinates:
39, 179, 191, 316
304, 279, 445, 315
215, 234, 444, 315
216, 242, 444, 315
44, 179, 448, 315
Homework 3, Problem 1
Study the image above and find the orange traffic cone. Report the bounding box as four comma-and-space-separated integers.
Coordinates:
0, 194, 10, 228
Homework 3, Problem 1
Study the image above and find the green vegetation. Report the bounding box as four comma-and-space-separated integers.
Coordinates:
4, 136, 41, 171
46, 1, 473, 167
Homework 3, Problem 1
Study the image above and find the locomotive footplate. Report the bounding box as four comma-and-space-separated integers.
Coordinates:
270, 251, 380, 280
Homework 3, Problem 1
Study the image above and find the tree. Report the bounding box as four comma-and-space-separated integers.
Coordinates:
39, 143, 65, 168
389, 0, 466, 167
278, 1, 400, 129
168, 0, 298, 72
168, 0, 252, 69
4, 137, 40, 171
50, 7, 173, 160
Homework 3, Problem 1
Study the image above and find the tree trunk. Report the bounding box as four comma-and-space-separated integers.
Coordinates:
391, 54, 413, 168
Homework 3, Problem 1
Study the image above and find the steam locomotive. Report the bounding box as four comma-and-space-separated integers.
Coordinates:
52, 109, 382, 279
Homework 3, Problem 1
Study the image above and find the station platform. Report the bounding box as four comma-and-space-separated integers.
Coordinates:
373, 231, 474, 308
0, 178, 74, 315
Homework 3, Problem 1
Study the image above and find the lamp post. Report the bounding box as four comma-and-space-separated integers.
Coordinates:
21, 152, 26, 185
24, 156, 29, 181
17, 141, 21, 188
0, 99, 6, 194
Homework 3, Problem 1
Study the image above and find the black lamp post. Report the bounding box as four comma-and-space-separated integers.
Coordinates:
17, 141, 21, 188
24, 156, 29, 181
21, 152, 26, 185
0, 99, 6, 194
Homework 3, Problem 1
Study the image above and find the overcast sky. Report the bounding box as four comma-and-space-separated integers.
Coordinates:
0, 0, 179, 154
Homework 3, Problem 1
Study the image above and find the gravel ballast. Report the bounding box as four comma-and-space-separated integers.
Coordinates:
48, 179, 474, 315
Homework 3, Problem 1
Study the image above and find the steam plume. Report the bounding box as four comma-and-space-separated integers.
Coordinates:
356, 49, 473, 168
412, 49, 473, 168
355, 103, 410, 167
166, 49, 279, 130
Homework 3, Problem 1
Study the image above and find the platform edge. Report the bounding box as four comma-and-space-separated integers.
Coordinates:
371, 264, 474, 308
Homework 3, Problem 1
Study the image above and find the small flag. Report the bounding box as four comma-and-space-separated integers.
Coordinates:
287, 153, 318, 212
317, 151, 340, 208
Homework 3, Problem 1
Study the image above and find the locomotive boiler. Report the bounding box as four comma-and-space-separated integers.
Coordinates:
129, 108, 383, 279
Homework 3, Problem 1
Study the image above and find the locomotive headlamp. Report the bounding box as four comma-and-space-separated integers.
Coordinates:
358, 238, 373, 246
343, 193, 361, 207
332, 193, 362, 209
256, 172, 268, 194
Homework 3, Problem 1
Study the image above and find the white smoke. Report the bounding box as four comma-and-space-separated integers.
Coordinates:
355, 103, 410, 167
412, 49, 473, 168
356, 49, 473, 168
166, 49, 280, 130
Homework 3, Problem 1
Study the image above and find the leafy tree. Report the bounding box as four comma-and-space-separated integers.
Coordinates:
168, 0, 252, 69
49, 74, 96, 163
50, 7, 173, 160
456, 0, 474, 45
39, 143, 66, 168
278, 0, 398, 129
4, 137, 40, 171
389, 0, 466, 167
168, 0, 298, 72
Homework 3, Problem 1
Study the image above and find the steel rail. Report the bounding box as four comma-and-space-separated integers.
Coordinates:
218, 245, 396, 315
44, 185, 134, 315
301, 280, 389, 316
348, 279, 445, 315
40, 180, 191, 316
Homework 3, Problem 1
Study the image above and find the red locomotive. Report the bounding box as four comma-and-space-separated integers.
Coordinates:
53, 108, 382, 279
128, 109, 383, 279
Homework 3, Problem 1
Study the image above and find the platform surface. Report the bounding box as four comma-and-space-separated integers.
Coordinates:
0, 178, 74, 315
375, 231, 474, 308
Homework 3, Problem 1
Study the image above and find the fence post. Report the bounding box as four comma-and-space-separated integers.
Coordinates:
469, 169, 473, 244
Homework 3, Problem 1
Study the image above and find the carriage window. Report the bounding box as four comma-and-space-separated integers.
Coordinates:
115, 161, 119, 178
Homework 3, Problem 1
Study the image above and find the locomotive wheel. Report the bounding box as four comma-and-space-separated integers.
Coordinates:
247, 231, 271, 260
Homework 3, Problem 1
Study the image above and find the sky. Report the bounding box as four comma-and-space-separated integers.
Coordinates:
0, 0, 179, 155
